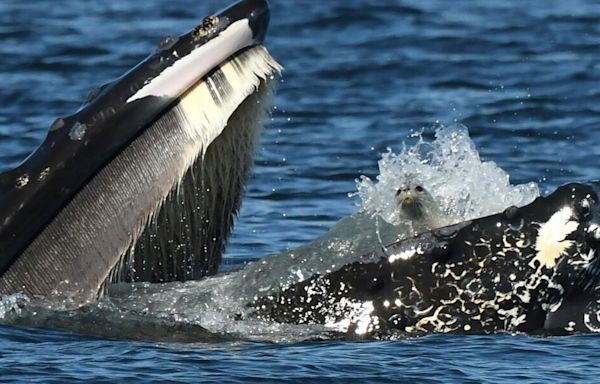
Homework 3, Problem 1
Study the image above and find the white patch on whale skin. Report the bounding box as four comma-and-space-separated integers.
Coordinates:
324, 299, 378, 335
388, 247, 417, 263
533, 207, 579, 269
413, 306, 457, 333
127, 20, 253, 103
354, 301, 377, 335
583, 313, 600, 333
583, 299, 600, 332
586, 223, 600, 241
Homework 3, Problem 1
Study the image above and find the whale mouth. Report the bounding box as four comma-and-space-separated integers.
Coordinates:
0, 0, 282, 304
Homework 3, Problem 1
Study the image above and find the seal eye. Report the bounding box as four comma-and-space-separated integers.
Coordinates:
415, 185, 424, 193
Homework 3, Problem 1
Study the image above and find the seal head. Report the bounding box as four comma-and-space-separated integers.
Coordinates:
395, 183, 450, 233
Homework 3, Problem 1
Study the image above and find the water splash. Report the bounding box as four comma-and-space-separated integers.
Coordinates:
354, 124, 539, 226
0, 293, 29, 320
0, 125, 542, 342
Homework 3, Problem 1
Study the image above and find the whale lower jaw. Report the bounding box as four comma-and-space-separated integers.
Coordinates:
0, 46, 282, 304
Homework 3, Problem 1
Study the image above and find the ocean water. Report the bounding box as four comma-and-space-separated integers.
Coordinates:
1, 0, 600, 382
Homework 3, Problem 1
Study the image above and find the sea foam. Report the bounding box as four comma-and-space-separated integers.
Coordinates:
354, 124, 539, 226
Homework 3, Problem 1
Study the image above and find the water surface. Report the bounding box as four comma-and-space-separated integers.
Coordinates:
1, 0, 600, 382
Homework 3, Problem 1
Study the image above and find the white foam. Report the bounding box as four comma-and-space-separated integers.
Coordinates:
0, 293, 29, 320
353, 124, 539, 226
0, 125, 544, 343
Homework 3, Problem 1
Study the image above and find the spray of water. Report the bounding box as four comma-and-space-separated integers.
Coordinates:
354, 124, 539, 226
0, 124, 541, 342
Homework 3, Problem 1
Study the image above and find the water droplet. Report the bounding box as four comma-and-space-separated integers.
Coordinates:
69, 122, 87, 141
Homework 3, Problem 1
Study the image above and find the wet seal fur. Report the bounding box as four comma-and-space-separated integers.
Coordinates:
250, 183, 600, 337
395, 183, 453, 234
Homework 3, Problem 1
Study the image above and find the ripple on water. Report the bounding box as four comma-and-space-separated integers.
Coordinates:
1, 0, 600, 382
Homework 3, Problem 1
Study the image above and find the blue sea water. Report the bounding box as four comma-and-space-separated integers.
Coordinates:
1, 0, 600, 382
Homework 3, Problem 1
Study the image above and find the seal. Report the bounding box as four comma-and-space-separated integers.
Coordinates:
395, 183, 452, 233
249, 183, 600, 337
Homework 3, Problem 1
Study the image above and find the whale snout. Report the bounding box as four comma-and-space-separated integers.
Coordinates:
245, 0, 270, 42
217, 0, 270, 43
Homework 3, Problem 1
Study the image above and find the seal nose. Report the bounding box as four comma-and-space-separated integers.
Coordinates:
402, 196, 414, 205
397, 190, 414, 203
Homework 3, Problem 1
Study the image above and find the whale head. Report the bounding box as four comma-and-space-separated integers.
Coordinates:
0, 0, 282, 304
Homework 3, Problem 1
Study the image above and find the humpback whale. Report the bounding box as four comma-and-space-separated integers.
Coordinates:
249, 183, 600, 336
1, 0, 599, 341
0, 0, 282, 303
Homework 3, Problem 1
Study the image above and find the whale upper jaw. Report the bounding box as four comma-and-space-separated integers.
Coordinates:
126, 0, 270, 104
0, 0, 281, 304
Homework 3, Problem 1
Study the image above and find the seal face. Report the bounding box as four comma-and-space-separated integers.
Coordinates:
395, 183, 451, 233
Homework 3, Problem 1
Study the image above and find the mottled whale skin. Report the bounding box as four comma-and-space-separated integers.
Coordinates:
0, 0, 280, 301
2, 0, 599, 342
251, 183, 600, 337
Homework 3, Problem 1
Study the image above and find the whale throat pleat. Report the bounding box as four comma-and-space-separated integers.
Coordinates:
0, 46, 282, 301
